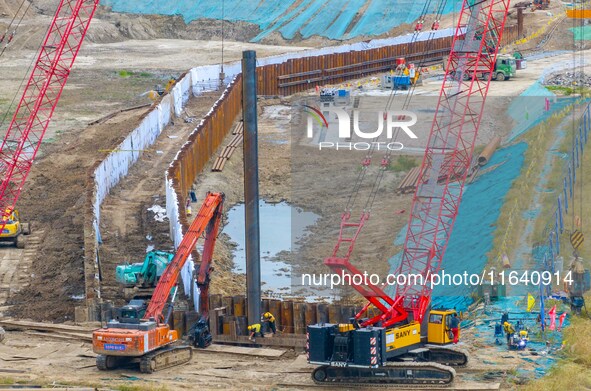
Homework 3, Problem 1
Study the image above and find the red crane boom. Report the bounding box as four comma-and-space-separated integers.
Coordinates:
325, 0, 511, 327
0, 0, 99, 227
395, 0, 510, 323
93, 192, 225, 372
144, 192, 224, 321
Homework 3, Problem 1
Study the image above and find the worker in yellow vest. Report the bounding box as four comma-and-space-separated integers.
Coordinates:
261, 312, 277, 334
248, 323, 263, 342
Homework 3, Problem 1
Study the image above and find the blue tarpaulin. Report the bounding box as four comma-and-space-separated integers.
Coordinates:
100, 0, 463, 41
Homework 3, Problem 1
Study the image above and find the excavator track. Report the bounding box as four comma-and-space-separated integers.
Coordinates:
139, 345, 193, 373
423, 345, 469, 367
96, 354, 131, 370
311, 361, 455, 388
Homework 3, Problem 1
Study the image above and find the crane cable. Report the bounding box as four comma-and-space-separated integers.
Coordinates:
0, 0, 32, 58
0, 1, 53, 131
383, 0, 436, 112
344, 0, 437, 213
0, 0, 27, 43
362, 0, 449, 213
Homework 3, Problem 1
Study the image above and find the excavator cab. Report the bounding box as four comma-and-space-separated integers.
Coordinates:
427, 309, 457, 344
117, 299, 147, 323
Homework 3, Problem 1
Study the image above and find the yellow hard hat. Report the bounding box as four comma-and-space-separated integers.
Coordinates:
247, 325, 252, 330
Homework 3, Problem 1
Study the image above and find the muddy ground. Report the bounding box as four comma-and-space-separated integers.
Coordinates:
0, 308, 549, 391
97, 90, 223, 305
0, 39, 305, 321
193, 84, 515, 305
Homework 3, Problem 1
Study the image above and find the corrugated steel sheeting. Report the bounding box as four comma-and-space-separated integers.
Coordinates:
167, 74, 243, 228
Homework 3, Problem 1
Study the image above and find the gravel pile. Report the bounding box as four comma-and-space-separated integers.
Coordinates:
545, 71, 591, 87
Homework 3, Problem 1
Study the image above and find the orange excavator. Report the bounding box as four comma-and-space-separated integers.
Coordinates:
92, 192, 224, 373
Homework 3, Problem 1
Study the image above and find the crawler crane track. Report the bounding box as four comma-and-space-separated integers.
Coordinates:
311, 361, 456, 387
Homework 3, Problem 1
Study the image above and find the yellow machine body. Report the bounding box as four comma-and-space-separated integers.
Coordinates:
427, 309, 457, 344
385, 322, 421, 351
0, 210, 20, 238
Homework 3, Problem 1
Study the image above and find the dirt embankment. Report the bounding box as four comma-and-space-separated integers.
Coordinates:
98, 91, 222, 306
0, 1, 268, 51
7, 107, 149, 321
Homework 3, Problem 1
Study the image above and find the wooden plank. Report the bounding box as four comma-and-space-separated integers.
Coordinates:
214, 333, 306, 349
24, 330, 92, 342
229, 134, 243, 148
217, 158, 228, 172
204, 343, 286, 358
232, 122, 244, 135
226, 147, 236, 159
0, 319, 95, 333
221, 146, 232, 159
212, 156, 226, 172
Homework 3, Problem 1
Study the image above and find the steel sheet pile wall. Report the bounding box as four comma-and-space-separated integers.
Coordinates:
166, 75, 243, 310
83, 72, 193, 315
207, 294, 382, 342
83, 24, 518, 317
258, 37, 455, 95
254, 25, 517, 95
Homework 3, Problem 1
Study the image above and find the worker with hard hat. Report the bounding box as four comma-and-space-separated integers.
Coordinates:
503, 321, 515, 347
248, 323, 263, 342
261, 312, 277, 335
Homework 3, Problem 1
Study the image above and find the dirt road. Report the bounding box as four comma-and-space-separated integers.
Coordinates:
0, 31, 308, 321
0, 324, 533, 390
98, 90, 223, 305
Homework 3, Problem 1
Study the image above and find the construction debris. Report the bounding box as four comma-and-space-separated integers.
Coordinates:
0, 319, 93, 342
396, 166, 423, 194
212, 121, 244, 172
545, 71, 591, 87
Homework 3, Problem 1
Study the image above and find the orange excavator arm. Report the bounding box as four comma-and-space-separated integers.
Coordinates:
144, 192, 224, 322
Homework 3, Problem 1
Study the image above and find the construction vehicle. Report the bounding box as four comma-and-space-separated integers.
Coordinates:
307, 0, 511, 385
93, 192, 224, 373
450, 54, 516, 81
532, 0, 550, 11
116, 250, 174, 299
0, 209, 30, 248
146, 77, 177, 102
116, 251, 174, 287
115, 299, 148, 321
